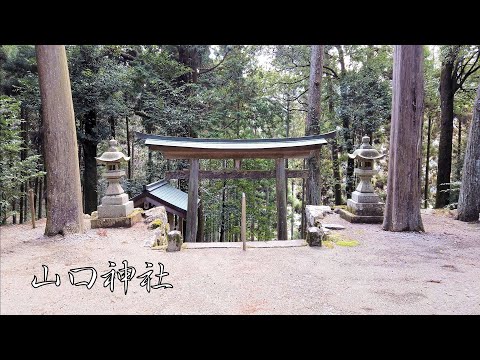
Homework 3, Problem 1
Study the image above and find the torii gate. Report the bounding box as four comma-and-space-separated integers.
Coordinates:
136, 131, 336, 242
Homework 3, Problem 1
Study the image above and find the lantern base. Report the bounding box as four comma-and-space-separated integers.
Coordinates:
91, 208, 143, 229
351, 191, 381, 203
97, 200, 134, 218
338, 208, 384, 224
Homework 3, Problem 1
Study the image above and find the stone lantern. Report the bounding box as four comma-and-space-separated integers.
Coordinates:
339, 135, 386, 223
91, 139, 141, 228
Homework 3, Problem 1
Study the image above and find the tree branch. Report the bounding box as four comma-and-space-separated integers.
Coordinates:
199, 49, 232, 75
323, 65, 339, 79
456, 50, 480, 92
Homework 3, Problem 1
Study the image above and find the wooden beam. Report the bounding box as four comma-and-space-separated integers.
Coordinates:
149, 146, 316, 159
185, 158, 199, 242
276, 158, 288, 240
165, 169, 308, 180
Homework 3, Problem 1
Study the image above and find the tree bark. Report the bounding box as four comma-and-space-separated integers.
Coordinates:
12, 200, 16, 224
305, 45, 324, 206
37, 177, 43, 219
327, 70, 342, 205
424, 114, 432, 208
126, 116, 131, 180
82, 110, 98, 215
456, 115, 462, 181
383, 45, 425, 232
336, 45, 355, 199
457, 83, 480, 221
435, 58, 455, 208
19, 183, 24, 224
36, 45, 84, 235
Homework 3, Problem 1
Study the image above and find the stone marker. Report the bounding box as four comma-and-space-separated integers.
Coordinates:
91, 139, 142, 229
339, 135, 385, 224
307, 226, 324, 247
167, 230, 183, 252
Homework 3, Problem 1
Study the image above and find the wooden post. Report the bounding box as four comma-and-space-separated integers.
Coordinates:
167, 212, 174, 230
37, 177, 42, 219
276, 158, 288, 240
197, 200, 204, 242
185, 158, 199, 242
241, 192, 246, 250
28, 188, 36, 228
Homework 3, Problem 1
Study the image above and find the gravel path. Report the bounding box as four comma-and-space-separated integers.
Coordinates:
1, 210, 479, 314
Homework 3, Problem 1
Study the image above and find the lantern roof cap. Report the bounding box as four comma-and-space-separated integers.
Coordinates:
95, 139, 130, 164
348, 135, 385, 160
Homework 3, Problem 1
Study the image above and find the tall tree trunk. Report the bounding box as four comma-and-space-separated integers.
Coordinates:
336, 45, 355, 199
456, 116, 462, 181
34, 177, 39, 220
305, 45, 324, 206
37, 177, 43, 219
12, 200, 16, 224
126, 116, 131, 180
383, 45, 425, 232
82, 110, 98, 215
435, 59, 455, 208
331, 140, 342, 205
36, 45, 84, 235
109, 116, 115, 139
250, 216, 255, 241
424, 114, 432, 208
457, 83, 480, 222
19, 183, 24, 224
23, 187, 28, 221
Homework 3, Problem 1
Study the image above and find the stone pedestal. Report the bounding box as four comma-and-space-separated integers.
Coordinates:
91, 208, 143, 228
339, 190, 384, 224
98, 199, 134, 218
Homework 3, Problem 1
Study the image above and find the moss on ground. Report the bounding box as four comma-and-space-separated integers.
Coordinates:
324, 232, 360, 248
150, 218, 164, 229
128, 208, 143, 218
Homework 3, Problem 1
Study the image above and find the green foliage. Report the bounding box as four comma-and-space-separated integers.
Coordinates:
0, 96, 44, 222
1, 44, 478, 239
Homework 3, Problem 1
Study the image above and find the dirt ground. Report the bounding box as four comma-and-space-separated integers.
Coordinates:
1, 210, 479, 315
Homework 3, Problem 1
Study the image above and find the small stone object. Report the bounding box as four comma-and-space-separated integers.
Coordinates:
167, 231, 183, 252
307, 226, 324, 247
144, 206, 168, 225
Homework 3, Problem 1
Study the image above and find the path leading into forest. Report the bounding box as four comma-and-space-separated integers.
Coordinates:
1, 210, 479, 314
